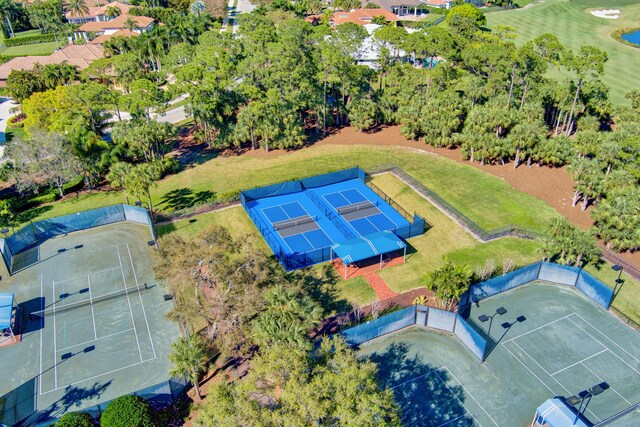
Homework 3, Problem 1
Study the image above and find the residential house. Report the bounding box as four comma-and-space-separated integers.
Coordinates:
0, 44, 104, 86
331, 8, 399, 25
76, 15, 155, 43
66, 1, 132, 24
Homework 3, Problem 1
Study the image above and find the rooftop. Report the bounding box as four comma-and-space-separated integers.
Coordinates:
0, 44, 104, 80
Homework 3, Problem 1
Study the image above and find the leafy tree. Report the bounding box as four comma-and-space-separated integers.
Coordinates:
333, 0, 360, 11
5, 130, 80, 197
107, 161, 161, 213
565, 46, 607, 135
446, 3, 485, 26
424, 260, 472, 310
124, 79, 166, 123
6, 69, 44, 103
197, 338, 401, 426
592, 188, 640, 251
348, 96, 378, 132
100, 395, 158, 427
111, 120, 173, 162
252, 284, 323, 349
541, 218, 600, 267
55, 412, 95, 427
154, 226, 272, 361
0, 0, 18, 38
169, 334, 208, 399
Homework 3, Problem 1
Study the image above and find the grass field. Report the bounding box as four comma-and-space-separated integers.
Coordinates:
19, 144, 559, 234
0, 41, 60, 56
154, 171, 640, 323
486, 0, 640, 104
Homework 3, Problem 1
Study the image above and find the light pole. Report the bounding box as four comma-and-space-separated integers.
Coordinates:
478, 306, 507, 338
612, 264, 623, 287
566, 382, 608, 425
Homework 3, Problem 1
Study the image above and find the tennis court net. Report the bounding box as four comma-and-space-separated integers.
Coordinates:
273, 215, 317, 231
337, 201, 379, 215
31, 283, 152, 317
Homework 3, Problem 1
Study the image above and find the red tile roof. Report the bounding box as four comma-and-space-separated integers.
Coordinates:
331, 8, 398, 26
0, 45, 104, 80
78, 15, 154, 32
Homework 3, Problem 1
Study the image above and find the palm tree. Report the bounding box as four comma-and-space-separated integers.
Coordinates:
190, 0, 205, 16
169, 335, 208, 400
124, 16, 138, 32
68, 0, 89, 18
0, 0, 17, 38
105, 5, 121, 20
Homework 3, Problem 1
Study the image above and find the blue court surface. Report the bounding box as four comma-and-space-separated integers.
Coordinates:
241, 168, 426, 270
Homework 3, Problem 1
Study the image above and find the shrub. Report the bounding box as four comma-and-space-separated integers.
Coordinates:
100, 395, 158, 427
4, 34, 56, 47
215, 190, 240, 203
7, 114, 25, 129
55, 412, 95, 427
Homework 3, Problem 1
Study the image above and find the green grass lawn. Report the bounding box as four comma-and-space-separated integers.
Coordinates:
0, 41, 60, 56
486, 0, 640, 104
153, 172, 640, 324
19, 144, 560, 234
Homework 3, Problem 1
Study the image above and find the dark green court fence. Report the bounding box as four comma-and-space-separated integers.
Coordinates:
0, 204, 155, 275
339, 261, 616, 362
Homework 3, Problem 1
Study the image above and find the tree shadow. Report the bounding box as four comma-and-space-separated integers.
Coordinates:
13, 205, 54, 225
298, 264, 352, 315
158, 188, 215, 212
366, 342, 475, 426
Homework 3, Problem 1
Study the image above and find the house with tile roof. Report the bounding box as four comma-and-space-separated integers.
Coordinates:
0, 44, 104, 86
76, 14, 155, 44
66, 1, 132, 24
331, 8, 399, 26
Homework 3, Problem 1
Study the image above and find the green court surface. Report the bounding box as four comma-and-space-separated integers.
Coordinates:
357, 283, 640, 426
0, 223, 179, 424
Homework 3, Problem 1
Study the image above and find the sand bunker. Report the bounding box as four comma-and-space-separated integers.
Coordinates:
591, 9, 620, 19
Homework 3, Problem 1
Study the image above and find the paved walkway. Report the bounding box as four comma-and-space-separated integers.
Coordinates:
364, 272, 398, 301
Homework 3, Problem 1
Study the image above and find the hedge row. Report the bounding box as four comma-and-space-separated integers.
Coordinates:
4, 33, 56, 47
612, 27, 640, 48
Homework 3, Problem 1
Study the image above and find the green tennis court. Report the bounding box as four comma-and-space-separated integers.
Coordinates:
0, 222, 179, 425
358, 283, 640, 426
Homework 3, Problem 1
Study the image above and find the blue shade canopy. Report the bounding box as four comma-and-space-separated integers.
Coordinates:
0, 293, 14, 330
331, 231, 406, 265
535, 399, 589, 427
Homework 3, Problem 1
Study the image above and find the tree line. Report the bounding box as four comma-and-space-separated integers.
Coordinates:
2, 3, 639, 253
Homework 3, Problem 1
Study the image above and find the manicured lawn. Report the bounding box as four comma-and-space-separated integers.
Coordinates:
0, 41, 60, 56
20, 145, 560, 236
486, 0, 640, 104
372, 173, 542, 293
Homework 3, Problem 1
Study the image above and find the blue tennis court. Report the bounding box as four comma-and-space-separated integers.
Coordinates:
260, 201, 334, 254
321, 187, 399, 237
241, 168, 426, 270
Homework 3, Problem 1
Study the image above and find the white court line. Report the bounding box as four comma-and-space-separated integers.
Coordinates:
126, 243, 156, 360
551, 349, 608, 376
438, 414, 467, 427
501, 314, 573, 344
116, 245, 143, 363
41, 357, 155, 394
38, 273, 44, 396
433, 369, 482, 427
566, 316, 640, 376
503, 341, 556, 395
507, 330, 605, 422
52, 279, 58, 390
87, 275, 97, 341
56, 328, 135, 354
446, 368, 500, 427
389, 366, 444, 390
53, 266, 121, 286
570, 313, 640, 366
581, 361, 632, 406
